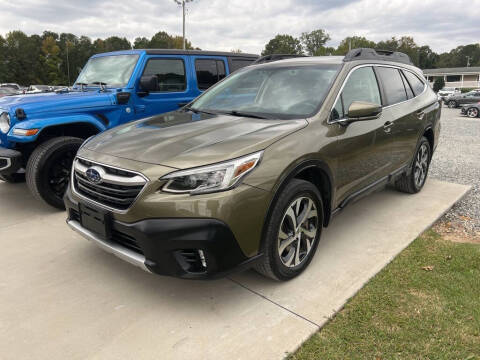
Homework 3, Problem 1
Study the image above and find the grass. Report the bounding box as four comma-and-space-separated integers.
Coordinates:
290, 230, 480, 360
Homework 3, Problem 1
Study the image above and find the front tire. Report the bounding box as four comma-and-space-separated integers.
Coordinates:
26, 136, 83, 209
255, 179, 323, 281
466, 107, 479, 118
395, 136, 431, 194
447, 100, 457, 108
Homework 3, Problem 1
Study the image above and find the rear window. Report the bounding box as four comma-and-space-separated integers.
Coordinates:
376, 67, 407, 106
143, 58, 187, 92
403, 70, 425, 96
195, 59, 226, 90
229, 58, 255, 72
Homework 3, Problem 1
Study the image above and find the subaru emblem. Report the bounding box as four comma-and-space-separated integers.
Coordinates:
85, 166, 104, 184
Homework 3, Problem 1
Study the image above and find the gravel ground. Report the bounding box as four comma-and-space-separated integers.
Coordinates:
429, 107, 480, 238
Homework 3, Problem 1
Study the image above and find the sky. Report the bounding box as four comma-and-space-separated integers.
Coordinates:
0, 0, 479, 54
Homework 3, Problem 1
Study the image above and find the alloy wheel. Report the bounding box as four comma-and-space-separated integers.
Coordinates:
414, 143, 429, 188
277, 196, 319, 268
467, 108, 479, 118
448, 101, 456, 108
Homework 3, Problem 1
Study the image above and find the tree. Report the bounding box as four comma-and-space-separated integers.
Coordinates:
335, 36, 376, 55
433, 77, 445, 92
262, 34, 303, 56
41, 36, 62, 84
300, 29, 330, 56
133, 37, 150, 49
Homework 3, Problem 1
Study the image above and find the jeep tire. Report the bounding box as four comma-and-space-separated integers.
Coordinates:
26, 136, 83, 209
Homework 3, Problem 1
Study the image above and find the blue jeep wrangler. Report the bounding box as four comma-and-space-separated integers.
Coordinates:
0, 49, 258, 208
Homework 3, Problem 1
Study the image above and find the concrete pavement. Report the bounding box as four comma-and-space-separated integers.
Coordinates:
0, 179, 470, 359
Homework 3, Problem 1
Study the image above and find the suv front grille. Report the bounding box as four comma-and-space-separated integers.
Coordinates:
73, 158, 147, 211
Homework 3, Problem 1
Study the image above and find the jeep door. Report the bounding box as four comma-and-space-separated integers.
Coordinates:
192, 56, 229, 93
133, 55, 195, 118
330, 66, 390, 202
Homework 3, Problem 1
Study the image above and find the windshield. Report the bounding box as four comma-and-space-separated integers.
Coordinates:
190, 64, 341, 119
75, 54, 139, 88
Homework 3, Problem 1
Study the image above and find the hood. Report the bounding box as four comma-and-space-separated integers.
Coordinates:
84, 110, 308, 169
0, 90, 115, 116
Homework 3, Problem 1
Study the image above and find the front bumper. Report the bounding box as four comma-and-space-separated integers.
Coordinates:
64, 188, 263, 279
0, 146, 23, 175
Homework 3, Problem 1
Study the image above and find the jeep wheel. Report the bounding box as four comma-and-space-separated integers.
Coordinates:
447, 100, 457, 108
0, 173, 25, 183
255, 179, 323, 280
467, 107, 479, 118
26, 136, 83, 209
395, 136, 431, 194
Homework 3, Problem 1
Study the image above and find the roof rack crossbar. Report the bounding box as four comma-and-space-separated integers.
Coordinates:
343, 48, 413, 65
252, 54, 307, 65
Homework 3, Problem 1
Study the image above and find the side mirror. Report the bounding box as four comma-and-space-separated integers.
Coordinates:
344, 101, 382, 123
139, 75, 158, 94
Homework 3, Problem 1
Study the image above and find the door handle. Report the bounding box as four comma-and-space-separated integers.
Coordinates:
416, 111, 425, 120
383, 121, 393, 133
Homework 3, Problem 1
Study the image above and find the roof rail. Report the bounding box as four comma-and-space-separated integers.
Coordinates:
343, 48, 413, 65
252, 54, 307, 65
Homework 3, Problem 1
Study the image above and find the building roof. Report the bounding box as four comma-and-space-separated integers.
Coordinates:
423, 66, 480, 74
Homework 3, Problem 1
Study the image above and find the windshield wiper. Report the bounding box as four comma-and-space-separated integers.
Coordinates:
91, 81, 108, 91
76, 82, 88, 91
215, 110, 271, 119
184, 106, 217, 115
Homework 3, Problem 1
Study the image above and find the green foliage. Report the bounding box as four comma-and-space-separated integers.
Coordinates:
300, 29, 330, 56
433, 77, 445, 92
0, 30, 197, 86
335, 36, 376, 55
262, 34, 303, 56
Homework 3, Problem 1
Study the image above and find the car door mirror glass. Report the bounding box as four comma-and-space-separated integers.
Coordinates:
139, 75, 158, 93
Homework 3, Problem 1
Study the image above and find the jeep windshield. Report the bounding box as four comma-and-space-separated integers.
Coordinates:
190, 64, 341, 120
75, 54, 139, 88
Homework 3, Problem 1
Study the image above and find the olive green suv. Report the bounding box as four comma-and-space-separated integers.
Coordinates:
64, 48, 441, 280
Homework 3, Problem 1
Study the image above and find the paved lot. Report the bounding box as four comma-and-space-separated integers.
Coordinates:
429, 107, 480, 238
0, 177, 469, 360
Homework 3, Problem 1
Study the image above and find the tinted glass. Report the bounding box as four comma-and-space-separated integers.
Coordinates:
75, 55, 139, 87
400, 71, 414, 99
230, 59, 255, 72
191, 64, 341, 119
403, 70, 425, 96
376, 67, 407, 105
341, 66, 381, 113
143, 58, 186, 92
195, 59, 226, 90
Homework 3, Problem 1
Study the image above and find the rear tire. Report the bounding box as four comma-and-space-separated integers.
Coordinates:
0, 173, 25, 183
26, 136, 83, 209
395, 136, 431, 194
466, 107, 479, 118
254, 179, 323, 281
447, 100, 457, 108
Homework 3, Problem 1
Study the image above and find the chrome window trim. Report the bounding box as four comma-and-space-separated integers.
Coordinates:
328, 63, 427, 125
71, 156, 150, 214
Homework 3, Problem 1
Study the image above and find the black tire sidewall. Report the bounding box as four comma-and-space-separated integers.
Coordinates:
264, 180, 324, 280
467, 108, 478, 118
27, 137, 83, 209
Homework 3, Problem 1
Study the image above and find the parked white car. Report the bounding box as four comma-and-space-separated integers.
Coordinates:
25, 85, 52, 94
438, 87, 460, 100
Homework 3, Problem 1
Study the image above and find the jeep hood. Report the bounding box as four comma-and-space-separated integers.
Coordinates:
0, 90, 115, 115
84, 111, 308, 169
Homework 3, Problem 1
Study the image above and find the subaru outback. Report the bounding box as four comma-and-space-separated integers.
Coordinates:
65, 48, 441, 280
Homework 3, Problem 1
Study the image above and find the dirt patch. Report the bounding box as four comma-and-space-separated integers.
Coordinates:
433, 217, 480, 244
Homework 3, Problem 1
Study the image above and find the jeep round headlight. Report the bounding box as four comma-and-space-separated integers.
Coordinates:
0, 112, 10, 133
161, 151, 263, 194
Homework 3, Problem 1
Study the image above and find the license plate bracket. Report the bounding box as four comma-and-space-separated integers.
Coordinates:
80, 204, 111, 239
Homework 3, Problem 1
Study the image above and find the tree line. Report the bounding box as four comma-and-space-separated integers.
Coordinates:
0, 29, 479, 86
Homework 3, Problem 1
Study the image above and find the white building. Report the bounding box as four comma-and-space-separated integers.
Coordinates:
423, 67, 480, 89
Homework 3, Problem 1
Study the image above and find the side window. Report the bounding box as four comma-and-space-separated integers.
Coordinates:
403, 70, 425, 96
400, 71, 414, 99
330, 97, 344, 121
143, 58, 186, 92
229, 58, 255, 72
195, 59, 226, 90
339, 66, 381, 115
376, 67, 408, 105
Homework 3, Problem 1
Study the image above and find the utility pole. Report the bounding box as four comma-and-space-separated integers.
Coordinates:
466, 56, 471, 67
174, 0, 194, 50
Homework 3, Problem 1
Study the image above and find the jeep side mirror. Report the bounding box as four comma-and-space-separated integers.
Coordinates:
345, 101, 382, 122
139, 75, 158, 94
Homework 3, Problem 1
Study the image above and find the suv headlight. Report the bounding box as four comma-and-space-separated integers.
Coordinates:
161, 151, 263, 194
0, 112, 10, 133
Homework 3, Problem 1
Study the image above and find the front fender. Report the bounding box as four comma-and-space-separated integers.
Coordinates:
7, 114, 106, 143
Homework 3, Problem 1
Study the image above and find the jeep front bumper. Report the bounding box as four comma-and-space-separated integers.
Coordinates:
0, 146, 23, 175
